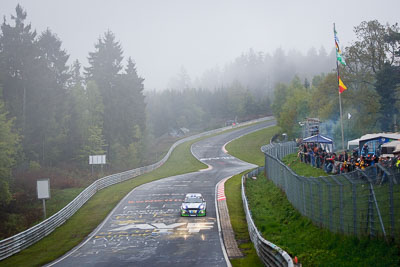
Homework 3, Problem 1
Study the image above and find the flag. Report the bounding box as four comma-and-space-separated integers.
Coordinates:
338, 76, 347, 94
334, 28, 347, 66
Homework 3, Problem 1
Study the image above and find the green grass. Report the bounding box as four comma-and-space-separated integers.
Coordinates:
225, 173, 263, 267
281, 153, 400, 241
46, 188, 85, 217
0, 140, 207, 267
225, 126, 400, 266
1, 119, 269, 266
246, 173, 399, 267
226, 126, 281, 166
225, 125, 280, 266
281, 153, 328, 177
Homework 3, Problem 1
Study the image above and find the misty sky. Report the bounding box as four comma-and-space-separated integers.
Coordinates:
1, 0, 399, 91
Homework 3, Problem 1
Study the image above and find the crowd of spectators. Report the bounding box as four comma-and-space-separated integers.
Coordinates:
298, 142, 400, 175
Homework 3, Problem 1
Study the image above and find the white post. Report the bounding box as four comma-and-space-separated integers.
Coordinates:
42, 199, 46, 220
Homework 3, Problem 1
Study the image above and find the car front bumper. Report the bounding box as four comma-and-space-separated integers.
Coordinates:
181, 209, 206, 217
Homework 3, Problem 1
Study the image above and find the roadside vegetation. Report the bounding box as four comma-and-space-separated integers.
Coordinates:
0, 120, 266, 266
225, 126, 279, 266
0, 4, 271, 240
225, 126, 400, 266
225, 172, 263, 267
272, 20, 400, 142
0, 139, 207, 267
281, 153, 327, 177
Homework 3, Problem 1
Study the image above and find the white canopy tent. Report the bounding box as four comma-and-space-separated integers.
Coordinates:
347, 132, 400, 154
347, 138, 360, 150
381, 140, 400, 156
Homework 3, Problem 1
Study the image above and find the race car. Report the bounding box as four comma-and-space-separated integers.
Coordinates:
180, 193, 206, 217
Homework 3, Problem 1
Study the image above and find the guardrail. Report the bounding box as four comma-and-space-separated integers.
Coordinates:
0, 117, 272, 261
242, 167, 294, 267
261, 142, 400, 241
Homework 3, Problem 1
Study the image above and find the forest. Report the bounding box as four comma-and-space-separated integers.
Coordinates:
271, 20, 400, 145
0, 5, 271, 237
1, 4, 391, 238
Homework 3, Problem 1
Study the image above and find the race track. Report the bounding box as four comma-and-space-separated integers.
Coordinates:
50, 120, 275, 267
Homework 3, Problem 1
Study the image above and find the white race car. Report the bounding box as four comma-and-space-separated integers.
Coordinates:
180, 193, 206, 217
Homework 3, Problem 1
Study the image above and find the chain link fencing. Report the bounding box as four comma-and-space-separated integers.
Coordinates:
261, 142, 400, 241
0, 117, 272, 261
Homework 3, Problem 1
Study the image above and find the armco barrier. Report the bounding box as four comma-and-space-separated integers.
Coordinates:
242, 167, 294, 267
0, 117, 272, 261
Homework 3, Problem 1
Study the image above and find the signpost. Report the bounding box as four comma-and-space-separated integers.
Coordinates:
89, 155, 106, 175
37, 179, 50, 220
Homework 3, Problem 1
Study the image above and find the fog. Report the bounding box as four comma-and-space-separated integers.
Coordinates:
1, 0, 399, 91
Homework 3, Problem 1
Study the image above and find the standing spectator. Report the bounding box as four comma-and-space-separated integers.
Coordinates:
353, 148, 358, 158
362, 143, 369, 156
344, 151, 349, 161
310, 148, 315, 167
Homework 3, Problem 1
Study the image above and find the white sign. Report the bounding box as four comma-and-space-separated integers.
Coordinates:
37, 179, 50, 199
89, 155, 106, 165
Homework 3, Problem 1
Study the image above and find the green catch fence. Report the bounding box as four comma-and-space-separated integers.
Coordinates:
262, 142, 400, 241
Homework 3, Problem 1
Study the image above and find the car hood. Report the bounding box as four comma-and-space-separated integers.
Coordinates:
182, 202, 205, 209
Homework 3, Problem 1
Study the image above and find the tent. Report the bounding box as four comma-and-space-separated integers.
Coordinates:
381, 140, 400, 157
302, 134, 333, 152
358, 133, 400, 156
302, 134, 333, 144
347, 138, 360, 150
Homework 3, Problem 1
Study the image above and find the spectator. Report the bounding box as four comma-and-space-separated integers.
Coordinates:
353, 148, 358, 158
361, 143, 369, 156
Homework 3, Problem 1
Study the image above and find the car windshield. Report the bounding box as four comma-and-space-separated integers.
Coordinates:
184, 197, 202, 203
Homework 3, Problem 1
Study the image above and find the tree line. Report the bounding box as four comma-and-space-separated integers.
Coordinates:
0, 5, 276, 237
271, 20, 400, 144
146, 84, 272, 138
0, 5, 146, 210
169, 46, 337, 99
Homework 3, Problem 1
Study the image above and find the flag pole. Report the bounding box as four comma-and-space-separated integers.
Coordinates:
334, 23, 345, 152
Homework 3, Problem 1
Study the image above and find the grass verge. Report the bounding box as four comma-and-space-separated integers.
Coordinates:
281, 153, 327, 177
225, 126, 400, 266
225, 173, 263, 267
225, 126, 280, 266
246, 172, 399, 266
226, 126, 280, 166
1, 119, 269, 266
0, 140, 207, 267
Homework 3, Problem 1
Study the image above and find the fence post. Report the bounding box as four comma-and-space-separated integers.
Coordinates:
367, 184, 375, 237
264, 152, 267, 177
370, 182, 387, 240
283, 166, 288, 193
331, 176, 344, 233
343, 174, 357, 236
318, 179, 323, 225
302, 180, 306, 216
309, 179, 314, 222
321, 177, 333, 232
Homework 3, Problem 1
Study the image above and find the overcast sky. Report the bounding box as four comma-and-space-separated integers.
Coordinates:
1, 0, 399, 90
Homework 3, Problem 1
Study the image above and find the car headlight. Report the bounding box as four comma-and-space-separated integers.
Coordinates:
199, 204, 205, 210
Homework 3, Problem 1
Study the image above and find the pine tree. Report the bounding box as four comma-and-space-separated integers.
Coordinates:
0, 4, 37, 132
79, 81, 106, 163
85, 30, 124, 157
0, 88, 20, 206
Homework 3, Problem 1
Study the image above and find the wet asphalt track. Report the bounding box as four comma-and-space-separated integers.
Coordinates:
50, 120, 275, 267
